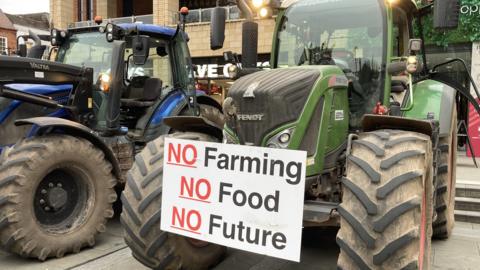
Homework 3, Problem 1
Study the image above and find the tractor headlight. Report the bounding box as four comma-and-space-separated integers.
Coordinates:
279, 133, 290, 144
51, 28, 67, 46
259, 7, 272, 18
51, 28, 58, 46
98, 73, 111, 92
226, 64, 238, 79
105, 23, 115, 42
106, 33, 113, 42
252, 0, 266, 8
106, 23, 114, 33
266, 127, 295, 148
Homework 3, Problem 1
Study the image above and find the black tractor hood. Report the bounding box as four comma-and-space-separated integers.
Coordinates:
227, 68, 321, 145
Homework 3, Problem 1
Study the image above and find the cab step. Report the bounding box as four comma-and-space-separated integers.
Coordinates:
454, 210, 480, 224
455, 181, 480, 199
455, 197, 480, 212
454, 181, 480, 223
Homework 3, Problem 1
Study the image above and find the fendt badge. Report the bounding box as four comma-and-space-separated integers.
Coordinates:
237, 114, 265, 121
29, 62, 50, 71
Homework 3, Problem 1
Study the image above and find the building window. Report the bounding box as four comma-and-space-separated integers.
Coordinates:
0, 36, 7, 55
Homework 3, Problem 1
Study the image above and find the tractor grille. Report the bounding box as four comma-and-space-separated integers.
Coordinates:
227, 68, 321, 145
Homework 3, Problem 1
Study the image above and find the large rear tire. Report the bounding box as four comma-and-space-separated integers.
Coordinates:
337, 130, 434, 269
0, 135, 117, 260
121, 132, 226, 270
432, 110, 457, 239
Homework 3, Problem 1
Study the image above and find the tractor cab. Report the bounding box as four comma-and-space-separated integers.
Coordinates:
50, 23, 196, 137
273, 0, 420, 128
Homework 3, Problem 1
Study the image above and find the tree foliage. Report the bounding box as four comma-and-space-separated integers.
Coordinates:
416, 0, 480, 46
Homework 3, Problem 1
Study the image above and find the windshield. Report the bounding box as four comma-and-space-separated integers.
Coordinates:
56, 32, 114, 79
125, 39, 173, 89
276, 0, 386, 127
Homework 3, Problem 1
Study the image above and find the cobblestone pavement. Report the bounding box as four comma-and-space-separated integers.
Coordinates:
0, 154, 479, 270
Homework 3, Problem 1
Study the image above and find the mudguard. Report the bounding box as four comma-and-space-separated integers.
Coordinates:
404, 79, 457, 137
362, 114, 435, 137
163, 115, 222, 139
14, 117, 122, 178
142, 90, 222, 140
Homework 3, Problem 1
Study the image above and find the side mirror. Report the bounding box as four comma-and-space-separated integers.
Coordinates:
132, 35, 150, 65
210, 7, 226, 50
105, 23, 123, 42
17, 44, 27, 57
433, 0, 460, 30
408, 39, 422, 55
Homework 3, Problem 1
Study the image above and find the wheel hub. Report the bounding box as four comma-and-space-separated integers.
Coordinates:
34, 169, 86, 227
46, 187, 68, 210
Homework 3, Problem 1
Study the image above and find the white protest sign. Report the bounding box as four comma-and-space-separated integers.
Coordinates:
160, 138, 306, 262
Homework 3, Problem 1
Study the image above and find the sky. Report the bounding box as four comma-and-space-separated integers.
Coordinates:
0, 0, 49, 14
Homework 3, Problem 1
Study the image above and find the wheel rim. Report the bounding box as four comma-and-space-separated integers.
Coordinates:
34, 167, 92, 233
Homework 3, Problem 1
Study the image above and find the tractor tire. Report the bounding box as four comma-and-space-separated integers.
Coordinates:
432, 110, 457, 239
0, 135, 117, 260
121, 132, 226, 270
0, 146, 11, 165
337, 130, 434, 270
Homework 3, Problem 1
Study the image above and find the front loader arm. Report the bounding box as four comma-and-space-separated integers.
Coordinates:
0, 56, 94, 122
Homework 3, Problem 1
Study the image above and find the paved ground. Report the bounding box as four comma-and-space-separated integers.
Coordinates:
1, 154, 479, 270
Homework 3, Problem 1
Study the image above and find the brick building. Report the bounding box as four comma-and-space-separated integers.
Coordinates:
49, 0, 276, 97
50, 0, 275, 65
0, 9, 17, 55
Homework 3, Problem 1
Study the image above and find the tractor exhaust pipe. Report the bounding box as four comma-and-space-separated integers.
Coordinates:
238, 0, 258, 69
26, 30, 47, 59
28, 30, 42, 46
210, 0, 258, 69
241, 21, 258, 69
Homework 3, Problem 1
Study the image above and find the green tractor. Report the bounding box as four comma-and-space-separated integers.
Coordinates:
121, 0, 480, 269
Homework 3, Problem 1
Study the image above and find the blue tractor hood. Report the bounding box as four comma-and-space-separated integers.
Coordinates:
0, 83, 72, 125
5, 83, 73, 95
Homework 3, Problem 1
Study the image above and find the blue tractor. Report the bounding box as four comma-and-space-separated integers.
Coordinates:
0, 22, 223, 260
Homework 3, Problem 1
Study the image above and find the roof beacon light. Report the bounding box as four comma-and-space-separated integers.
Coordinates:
180, 7, 189, 16
94, 15, 103, 25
